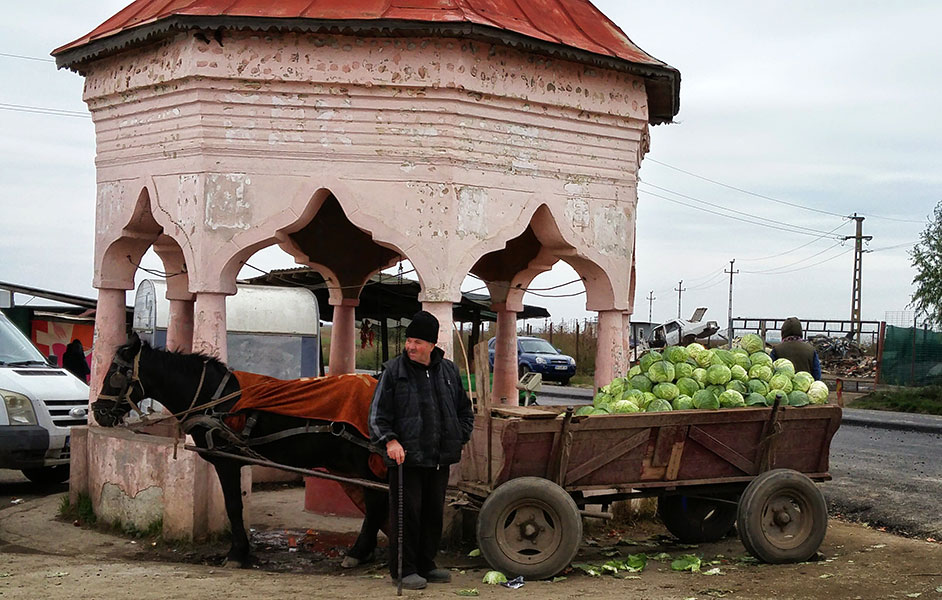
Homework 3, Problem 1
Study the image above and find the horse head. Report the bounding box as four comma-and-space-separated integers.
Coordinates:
93, 332, 147, 427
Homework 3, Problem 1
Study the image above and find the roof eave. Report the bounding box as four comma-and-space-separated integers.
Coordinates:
53, 16, 679, 124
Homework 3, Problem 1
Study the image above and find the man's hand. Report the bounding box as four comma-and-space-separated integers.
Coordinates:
386, 439, 405, 465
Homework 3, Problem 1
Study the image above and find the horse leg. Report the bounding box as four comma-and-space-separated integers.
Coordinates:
341, 488, 388, 568
213, 461, 251, 568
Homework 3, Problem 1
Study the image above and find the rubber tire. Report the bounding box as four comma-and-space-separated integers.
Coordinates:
737, 469, 827, 563
476, 477, 582, 580
558, 378, 571, 387
22, 464, 70, 484
658, 494, 738, 543
518, 364, 531, 379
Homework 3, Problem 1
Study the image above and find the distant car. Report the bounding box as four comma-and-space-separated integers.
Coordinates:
649, 307, 721, 348
487, 336, 576, 385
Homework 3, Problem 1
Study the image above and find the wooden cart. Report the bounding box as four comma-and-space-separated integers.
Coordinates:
456, 401, 842, 579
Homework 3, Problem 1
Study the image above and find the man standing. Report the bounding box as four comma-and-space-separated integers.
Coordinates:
368, 310, 475, 590
770, 317, 822, 380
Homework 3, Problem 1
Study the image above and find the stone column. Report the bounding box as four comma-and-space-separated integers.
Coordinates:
166, 299, 194, 353
328, 299, 358, 375
192, 292, 228, 362
89, 288, 129, 413
492, 304, 518, 405
421, 300, 454, 361
595, 309, 627, 390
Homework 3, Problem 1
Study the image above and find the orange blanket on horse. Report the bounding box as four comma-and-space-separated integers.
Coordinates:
228, 372, 387, 483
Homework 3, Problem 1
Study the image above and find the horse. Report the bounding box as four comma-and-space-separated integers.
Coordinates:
92, 333, 388, 569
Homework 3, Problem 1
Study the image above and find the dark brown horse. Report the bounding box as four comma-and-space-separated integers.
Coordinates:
92, 333, 387, 568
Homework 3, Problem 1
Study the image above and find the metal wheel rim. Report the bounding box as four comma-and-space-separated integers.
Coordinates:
758, 489, 815, 550
493, 498, 564, 566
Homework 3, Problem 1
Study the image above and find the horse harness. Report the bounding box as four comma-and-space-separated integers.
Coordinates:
100, 346, 381, 460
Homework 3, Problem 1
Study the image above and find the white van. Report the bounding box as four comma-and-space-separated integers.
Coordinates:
0, 310, 89, 483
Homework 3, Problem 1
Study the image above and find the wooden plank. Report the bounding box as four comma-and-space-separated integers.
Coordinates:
491, 406, 558, 419
473, 341, 491, 412
653, 425, 687, 466
687, 426, 756, 475
665, 440, 685, 481
565, 428, 651, 485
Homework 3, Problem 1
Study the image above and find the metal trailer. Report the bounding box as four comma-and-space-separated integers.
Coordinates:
456, 402, 842, 579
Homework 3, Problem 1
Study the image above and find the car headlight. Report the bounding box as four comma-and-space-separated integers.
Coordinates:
1, 389, 37, 425
535, 357, 546, 364
570, 357, 576, 365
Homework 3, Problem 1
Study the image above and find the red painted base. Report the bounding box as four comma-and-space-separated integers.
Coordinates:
303, 473, 363, 518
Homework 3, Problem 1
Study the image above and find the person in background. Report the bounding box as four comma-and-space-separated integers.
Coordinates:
62, 339, 90, 383
368, 310, 475, 590
770, 317, 821, 380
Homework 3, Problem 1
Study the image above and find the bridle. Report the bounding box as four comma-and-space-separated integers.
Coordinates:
95, 346, 148, 422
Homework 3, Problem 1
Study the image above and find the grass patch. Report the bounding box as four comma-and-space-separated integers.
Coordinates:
58, 492, 96, 526
848, 385, 942, 416
568, 374, 595, 389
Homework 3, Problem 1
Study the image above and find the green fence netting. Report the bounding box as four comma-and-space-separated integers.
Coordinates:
880, 325, 942, 386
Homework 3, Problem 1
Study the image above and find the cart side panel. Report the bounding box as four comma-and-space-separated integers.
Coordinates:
675, 418, 767, 480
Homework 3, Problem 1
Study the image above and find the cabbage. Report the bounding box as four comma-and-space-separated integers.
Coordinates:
788, 390, 810, 407
732, 352, 752, 370
712, 349, 736, 367
647, 361, 676, 384
766, 389, 789, 405
605, 377, 628, 397
692, 368, 708, 386
640, 351, 663, 373
630, 374, 653, 393
686, 342, 706, 359
622, 388, 645, 403
575, 405, 596, 416
693, 389, 720, 410
706, 384, 726, 399
750, 352, 773, 367
645, 398, 673, 412
730, 364, 749, 382
628, 365, 642, 378
718, 389, 745, 408
672, 395, 695, 410
745, 392, 768, 406
773, 358, 796, 377
593, 391, 613, 410
748, 364, 773, 382
706, 364, 732, 385
676, 377, 700, 397
769, 373, 793, 393
674, 361, 695, 380
664, 346, 690, 364
641, 392, 657, 408
653, 382, 680, 401
808, 380, 829, 404
747, 379, 770, 396
725, 380, 747, 395
483, 571, 508, 585
594, 405, 611, 414
740, 333, 765, 355
695, 349, 715, 368
612, 399, 641, 413
792, 371, 814, 393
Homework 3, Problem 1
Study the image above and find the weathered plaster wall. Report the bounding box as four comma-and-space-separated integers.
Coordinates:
85, 30, 646, 310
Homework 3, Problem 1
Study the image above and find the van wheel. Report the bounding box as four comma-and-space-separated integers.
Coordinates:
22, 465, 70, 484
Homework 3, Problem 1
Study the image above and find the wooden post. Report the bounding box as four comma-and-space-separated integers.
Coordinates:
473, 341, 491, 413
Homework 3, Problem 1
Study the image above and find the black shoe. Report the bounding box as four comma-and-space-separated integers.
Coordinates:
424, 568, 452, 583
395, 574, 427, 590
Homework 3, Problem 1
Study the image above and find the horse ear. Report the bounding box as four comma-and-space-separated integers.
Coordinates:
127, 332, 141, 350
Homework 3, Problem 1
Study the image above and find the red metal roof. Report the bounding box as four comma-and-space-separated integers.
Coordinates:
53, 0, 679, 122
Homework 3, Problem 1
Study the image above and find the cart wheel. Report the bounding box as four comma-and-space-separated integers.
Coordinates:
658, 494, 738, 543
476, 477, 582, 579
737, 469, 827, 563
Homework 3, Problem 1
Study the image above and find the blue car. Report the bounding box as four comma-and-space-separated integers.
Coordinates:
487, 336, 576, 385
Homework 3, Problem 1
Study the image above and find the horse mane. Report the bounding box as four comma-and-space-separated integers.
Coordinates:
136, 338, 230, 379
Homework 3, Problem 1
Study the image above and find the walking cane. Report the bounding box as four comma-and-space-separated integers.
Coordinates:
397, 464, 403, 596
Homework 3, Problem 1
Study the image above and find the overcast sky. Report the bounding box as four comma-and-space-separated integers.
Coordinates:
1, 1, 939, 329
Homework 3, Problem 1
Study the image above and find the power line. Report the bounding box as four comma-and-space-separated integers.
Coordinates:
736, 221, 850, 262
645, 157, 925, 224
640, 180, 847, 236
0, 102, 90, 119
740, 241, 845, 274
745, 247, 853, 275
639, 189, 845, 239
0, 52, 55, 63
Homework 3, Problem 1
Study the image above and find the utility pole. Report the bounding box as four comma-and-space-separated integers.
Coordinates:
674, 280, 686, 318
647, 290, 656, 325
725, 259, 738, 348
844, 214, 872, 342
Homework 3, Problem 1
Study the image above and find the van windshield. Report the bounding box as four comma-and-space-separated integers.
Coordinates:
0, 315, 46, 364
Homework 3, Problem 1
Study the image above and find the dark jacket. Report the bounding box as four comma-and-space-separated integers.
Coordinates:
368, 347, 475, 468
770, 317, 821, 380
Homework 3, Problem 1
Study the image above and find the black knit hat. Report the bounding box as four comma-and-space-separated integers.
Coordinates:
405, 310, 439, 344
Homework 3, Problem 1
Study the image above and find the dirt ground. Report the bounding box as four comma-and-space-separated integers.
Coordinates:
2, 484, 941, 600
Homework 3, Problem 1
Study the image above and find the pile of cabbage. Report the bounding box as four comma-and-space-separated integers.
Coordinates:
582, 333, 829, 415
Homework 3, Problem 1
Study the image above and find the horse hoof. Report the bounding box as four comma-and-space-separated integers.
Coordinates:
341, 556, 360, 569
